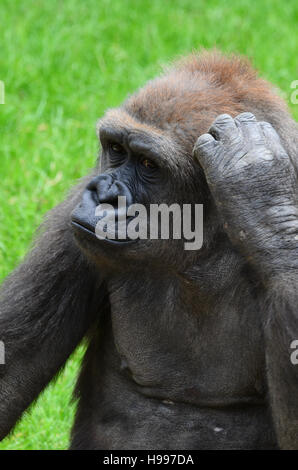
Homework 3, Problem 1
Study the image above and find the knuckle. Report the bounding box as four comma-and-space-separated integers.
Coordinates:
213, 113, 234, 126
259, 121, 272, 128
236, 112, 256, 122
259, 121, 276, 133
194, 133, 214, 149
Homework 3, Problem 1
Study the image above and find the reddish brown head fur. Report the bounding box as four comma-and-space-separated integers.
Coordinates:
122, 50, 289, 155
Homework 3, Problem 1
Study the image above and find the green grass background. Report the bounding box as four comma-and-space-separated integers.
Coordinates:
0, 0, 297, 450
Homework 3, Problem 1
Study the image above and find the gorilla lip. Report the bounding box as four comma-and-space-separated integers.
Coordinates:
71, 219, 137, 246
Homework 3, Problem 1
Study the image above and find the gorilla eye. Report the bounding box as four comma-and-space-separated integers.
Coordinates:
142, 158, 156, 169
110, 143, 125, 154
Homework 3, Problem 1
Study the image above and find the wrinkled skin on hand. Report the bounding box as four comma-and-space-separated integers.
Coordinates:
193, 112, 298, 278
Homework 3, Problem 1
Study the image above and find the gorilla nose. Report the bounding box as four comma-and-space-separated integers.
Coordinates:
87, 174, 133, 207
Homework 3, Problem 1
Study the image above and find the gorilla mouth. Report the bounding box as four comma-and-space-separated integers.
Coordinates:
71, 219, 137, 246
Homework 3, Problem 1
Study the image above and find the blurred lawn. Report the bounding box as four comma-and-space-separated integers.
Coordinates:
0, 0, 297, 450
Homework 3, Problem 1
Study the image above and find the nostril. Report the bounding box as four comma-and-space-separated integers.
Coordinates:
113, 181, 133, 207
98, 193, 118, 205
90, 188, 100, 205
85, 174, 132, 208
84, 185, 100, 206
87, 174, 115, 205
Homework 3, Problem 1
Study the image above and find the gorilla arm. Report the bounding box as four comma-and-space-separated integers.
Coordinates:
0, 176, 108, 440
194, 112, 298, 449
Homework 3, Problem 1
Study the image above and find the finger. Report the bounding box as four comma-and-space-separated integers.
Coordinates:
208, 114, 239, 142
193, 133, 220, 168
235, 112, 265, 146
259, 122, 288, 157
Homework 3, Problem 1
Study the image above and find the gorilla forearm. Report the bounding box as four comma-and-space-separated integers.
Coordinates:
194, 112, 298, 448
0, 177, 104, 439
264, 287, 298, 449
225, 213, 298, 448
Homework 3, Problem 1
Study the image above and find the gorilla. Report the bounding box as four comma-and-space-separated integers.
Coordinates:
0, 51, 298, 450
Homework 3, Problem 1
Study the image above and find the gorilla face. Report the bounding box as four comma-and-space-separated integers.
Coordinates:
71, 109, 205, 271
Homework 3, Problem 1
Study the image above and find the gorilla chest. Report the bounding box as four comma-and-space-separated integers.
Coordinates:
107, 276, 266, 406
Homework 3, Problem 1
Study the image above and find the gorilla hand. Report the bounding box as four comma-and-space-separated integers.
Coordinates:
193, 112, 298, 280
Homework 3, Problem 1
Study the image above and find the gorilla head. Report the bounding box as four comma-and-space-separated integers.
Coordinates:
71, 52, 287, 271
